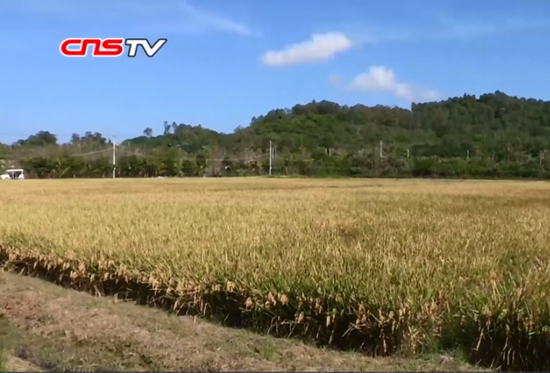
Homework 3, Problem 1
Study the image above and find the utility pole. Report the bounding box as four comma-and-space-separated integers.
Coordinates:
112, 136, 116, 179
467, 150, 470, 160
269, 140, 272, 176
379, 140, 383, 158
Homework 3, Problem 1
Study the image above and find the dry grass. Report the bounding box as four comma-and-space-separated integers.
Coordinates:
1, 178, 550, 370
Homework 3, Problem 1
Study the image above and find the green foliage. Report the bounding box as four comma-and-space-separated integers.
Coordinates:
4, 91, 550, 179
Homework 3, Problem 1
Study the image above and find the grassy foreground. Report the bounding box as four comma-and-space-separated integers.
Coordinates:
1, 178, 549, 370
0, 271, 484, 372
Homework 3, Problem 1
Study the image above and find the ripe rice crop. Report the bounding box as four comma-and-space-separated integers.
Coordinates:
1, 178, 550, 370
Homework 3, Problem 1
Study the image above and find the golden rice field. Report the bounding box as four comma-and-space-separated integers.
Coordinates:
1, 178, 550, 370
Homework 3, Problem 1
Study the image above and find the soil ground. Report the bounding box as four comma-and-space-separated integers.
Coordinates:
0, 271, 486, 372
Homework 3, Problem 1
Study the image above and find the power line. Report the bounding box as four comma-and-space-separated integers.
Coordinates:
6, 144, 268, 163
269, 140, 272, 176
112, 135, 116, 180
120, 151, 268, 162
11, 149, 110, 161
0, 131, 143, 137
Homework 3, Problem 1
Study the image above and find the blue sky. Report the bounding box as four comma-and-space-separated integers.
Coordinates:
1, 0, 549, 144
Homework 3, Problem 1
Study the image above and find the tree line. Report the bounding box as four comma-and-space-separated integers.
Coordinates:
2, 91, 550, 179
10, 151, 550, 179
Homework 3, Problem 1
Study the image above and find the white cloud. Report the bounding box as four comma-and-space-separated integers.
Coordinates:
261, 32, 353, 67
348, 66, 412, 100
341, 26, 414, 45
178, 0, 259, 37
346, 66, 441, 103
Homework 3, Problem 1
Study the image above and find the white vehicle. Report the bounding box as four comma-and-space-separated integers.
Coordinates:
0, 169, 26, 180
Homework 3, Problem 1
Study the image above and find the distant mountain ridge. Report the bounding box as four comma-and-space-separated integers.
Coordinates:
118, 91, 550, 159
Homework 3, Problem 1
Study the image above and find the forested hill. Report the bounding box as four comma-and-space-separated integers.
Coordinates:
122, 91, 550, 158
2, 91, 550, 179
